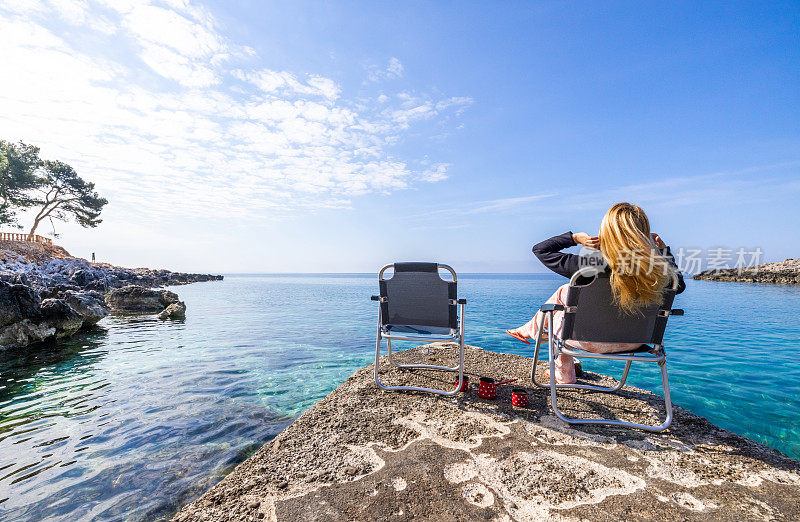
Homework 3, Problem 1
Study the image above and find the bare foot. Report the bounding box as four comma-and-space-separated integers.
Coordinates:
543, 368, 577, 385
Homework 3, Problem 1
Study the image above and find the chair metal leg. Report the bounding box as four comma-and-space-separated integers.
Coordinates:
531, 310, 632, 393
528, 309, 672, 431
530, 312, 549, 387
388, 338, 460, 372
548, 355, 673, 432
374, 303, 466, 395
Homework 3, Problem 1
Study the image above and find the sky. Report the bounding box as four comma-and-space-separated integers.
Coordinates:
0, 0, 798, 273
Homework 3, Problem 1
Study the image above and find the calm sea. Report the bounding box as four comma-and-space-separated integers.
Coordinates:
1, 274, 798, 520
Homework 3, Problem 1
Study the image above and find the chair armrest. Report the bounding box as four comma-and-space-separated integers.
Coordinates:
540, 303, 565, 312
670, 309, 684, 316
371, 295, 380, 301
457, 298, 467, 305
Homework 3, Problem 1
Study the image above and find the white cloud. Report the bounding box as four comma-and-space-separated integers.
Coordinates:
367, 57, 404, 82
385, 93, 473, 129
233, 69, 341, 101
0, 1, 471, 225
460, 194, 558, 215
420, 163, 449, 182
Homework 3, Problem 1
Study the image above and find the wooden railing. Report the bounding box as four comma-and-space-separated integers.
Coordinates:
0, 232, 53, 245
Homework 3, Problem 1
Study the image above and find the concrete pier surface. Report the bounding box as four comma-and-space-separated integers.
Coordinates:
174, 344, 800, 521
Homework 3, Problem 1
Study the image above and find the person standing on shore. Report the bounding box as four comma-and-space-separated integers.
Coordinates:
506, 202, 685, 383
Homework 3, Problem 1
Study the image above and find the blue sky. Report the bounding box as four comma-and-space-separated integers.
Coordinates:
1, 1, 798, 272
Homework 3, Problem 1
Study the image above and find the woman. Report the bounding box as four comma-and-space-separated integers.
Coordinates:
506, 202, 685, 384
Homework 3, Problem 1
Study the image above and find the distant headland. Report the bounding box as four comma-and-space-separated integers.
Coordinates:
693, 258, 800, 285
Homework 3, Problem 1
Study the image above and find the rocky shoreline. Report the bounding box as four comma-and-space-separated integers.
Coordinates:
693, 257, 800, 284
175, 344, 800, 521
0, 241, 222, 350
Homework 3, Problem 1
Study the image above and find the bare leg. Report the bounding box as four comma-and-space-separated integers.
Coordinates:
507, 312, 545, 339
509, 285, 576, 384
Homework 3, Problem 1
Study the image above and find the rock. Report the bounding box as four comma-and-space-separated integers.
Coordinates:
1, 242, 222, 296
38, 283, 82, 300
104, 285, 180, 313
0, 280, 42, 328
84, 279, 109, 293
0, 319, 55, 348
40, 298, 83, 339
63, 290, 109, 325
0, 281, 93, 348
0, 242, 220, 349
157, 301, 186, 320
70, 269, 97, 287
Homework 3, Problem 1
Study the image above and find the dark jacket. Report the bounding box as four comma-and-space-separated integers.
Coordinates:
532, 231, 686, 294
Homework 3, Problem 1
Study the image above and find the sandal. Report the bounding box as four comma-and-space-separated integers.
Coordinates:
505, 329, 530, 345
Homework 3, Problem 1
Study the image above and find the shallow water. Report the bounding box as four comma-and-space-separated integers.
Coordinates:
0, 274, 798, 520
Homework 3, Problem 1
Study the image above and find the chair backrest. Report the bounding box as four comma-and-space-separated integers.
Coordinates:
378, 263, 457, 330
561, 270, 676, 345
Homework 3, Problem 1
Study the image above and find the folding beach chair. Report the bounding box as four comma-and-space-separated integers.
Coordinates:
531, 268, 684, 431
372, 263, 467, 395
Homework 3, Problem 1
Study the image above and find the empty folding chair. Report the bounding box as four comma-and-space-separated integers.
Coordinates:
531, 268, 684, 431
371, 263, 467, 395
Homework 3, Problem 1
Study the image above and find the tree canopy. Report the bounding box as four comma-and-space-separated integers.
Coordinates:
0, 140, 43, 226
0, 140, 107, 236
28, 160, 107, 236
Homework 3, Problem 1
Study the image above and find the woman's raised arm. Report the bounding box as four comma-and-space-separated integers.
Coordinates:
532, 231, 582, 278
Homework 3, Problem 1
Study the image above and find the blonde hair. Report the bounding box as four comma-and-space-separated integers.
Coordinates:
599, 202, 676, 314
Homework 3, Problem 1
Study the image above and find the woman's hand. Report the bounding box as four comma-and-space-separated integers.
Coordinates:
650, 233, 666, 249
573, 232, 600, 250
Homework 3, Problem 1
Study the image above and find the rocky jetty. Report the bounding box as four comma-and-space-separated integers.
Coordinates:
0, 246, 223, 294
175, 344, 800, 521
0, 240, 221, 350
693, 258, 800, 284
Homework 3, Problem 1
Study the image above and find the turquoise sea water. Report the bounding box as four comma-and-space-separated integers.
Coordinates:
1, 274, 799, 520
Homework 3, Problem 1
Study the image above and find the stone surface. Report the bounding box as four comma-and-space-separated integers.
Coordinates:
0, 285, 108, 348
158, 301, 187, 320
0, 280, 42, 327
174, 345, 800, 522
63, 290, 109, 325
40, 298, 84, 339
694, 257, 800, 285
104, 285, 180, 313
